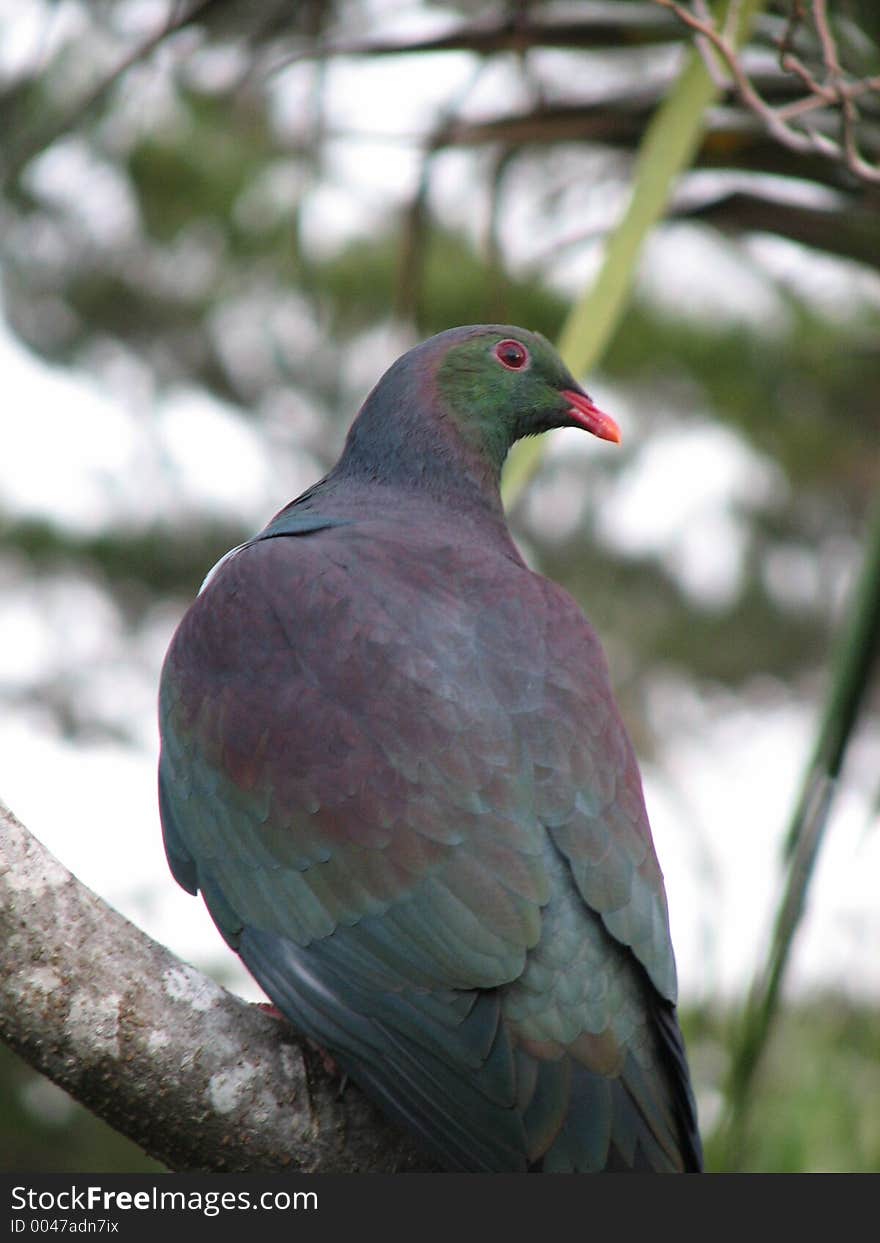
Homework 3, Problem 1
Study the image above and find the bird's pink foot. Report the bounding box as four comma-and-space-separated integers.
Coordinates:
254, 1001, 284, 1021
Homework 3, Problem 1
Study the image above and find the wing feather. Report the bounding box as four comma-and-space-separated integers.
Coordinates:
159, 514, 700, 1170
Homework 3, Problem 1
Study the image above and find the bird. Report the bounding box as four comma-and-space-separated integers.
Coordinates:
158, 324, 703, 1173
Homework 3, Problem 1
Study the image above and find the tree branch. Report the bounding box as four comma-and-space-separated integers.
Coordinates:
266, 7, 681, 74
0, 799, 437, 1173
654, 0, 880, 183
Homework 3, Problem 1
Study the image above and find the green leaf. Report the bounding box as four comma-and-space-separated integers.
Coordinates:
719, 493, 880, 1167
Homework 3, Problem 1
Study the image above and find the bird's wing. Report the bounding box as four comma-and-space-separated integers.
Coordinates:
161, 520, 549, 985
508, 577, 700, 1170
531, 577, 678, 1000
159, 518, 698, 1170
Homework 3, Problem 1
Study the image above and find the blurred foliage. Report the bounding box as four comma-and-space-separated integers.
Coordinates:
694, 998, 880, 1173
4, 514, 248, 604
0, 0, 878, 1173
0, 1044, 163, 1173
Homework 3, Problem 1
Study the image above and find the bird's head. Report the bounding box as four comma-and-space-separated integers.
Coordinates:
434, 325, 620, 469
336, 324, 619, 503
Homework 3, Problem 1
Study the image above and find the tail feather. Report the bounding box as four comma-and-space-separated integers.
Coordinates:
236, 921, 701, 1172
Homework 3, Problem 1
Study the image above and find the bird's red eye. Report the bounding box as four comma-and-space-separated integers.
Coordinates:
494, 339, 529, 370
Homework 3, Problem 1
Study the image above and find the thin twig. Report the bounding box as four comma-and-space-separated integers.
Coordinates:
653, 0, 880, 182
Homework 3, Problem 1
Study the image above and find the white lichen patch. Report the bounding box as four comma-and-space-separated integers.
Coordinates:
209, 1063, 258, 1114
204, 1029, 245, 1064
279, 1045, 300, 1081
163, 963, 223, 1011
3, 963, 63, 1004
28, 966, 62, 995
146, 1029, 171, 1053
66, 992, 121, 1060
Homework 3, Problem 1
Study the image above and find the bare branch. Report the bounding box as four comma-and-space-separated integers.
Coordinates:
0, 799, 436, 1173
654, 0, 880, 183
266, 7, 681, 76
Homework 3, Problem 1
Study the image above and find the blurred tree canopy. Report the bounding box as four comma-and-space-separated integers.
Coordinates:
1, 0, 877, 726
1, 0, 878, 1172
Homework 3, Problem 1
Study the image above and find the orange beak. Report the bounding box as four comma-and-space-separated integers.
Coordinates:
562, 388, 621, 444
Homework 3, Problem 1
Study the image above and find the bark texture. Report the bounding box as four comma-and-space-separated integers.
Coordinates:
0, 799, 438, 1172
